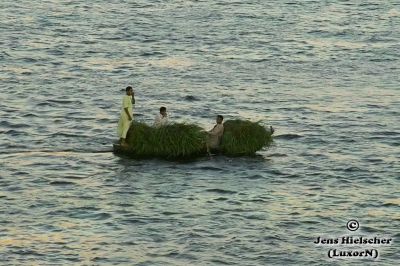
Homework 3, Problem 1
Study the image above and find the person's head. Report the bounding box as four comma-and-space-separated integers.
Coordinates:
126, 86, 133, 95
216, 115, 223, 124
160, 106, 167, 116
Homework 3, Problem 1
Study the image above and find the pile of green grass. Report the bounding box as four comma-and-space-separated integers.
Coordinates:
125, 122, 207, 159
220, 120, 273, 156
121, 120, 273, 159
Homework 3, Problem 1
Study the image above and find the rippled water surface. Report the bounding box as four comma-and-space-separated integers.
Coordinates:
1, 0, 399, 265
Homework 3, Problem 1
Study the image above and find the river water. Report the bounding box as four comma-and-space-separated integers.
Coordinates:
1, 0, 399, 265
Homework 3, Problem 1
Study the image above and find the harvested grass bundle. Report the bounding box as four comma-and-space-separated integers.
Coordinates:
125, 122, 207, 159
119, 120, 273, 159
125, 122, 154, 157
221, 120, 273, 156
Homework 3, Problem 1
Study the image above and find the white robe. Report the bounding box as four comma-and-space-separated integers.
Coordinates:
117, 95, 133, 138
154, 113, 168, 127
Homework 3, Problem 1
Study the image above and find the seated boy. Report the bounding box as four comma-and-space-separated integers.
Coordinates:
154, 106, 169, 127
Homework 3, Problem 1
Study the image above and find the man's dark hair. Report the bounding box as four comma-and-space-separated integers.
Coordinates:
217, 115, 223, 120
126, 86, 133, 92
160, 106, 167, 113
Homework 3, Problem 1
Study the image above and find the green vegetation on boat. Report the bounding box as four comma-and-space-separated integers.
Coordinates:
221, 120, 273, 156
114, 120, 273, 159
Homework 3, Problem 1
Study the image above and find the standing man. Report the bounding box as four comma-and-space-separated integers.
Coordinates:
154, 106, 169, 127
206, 115, 224, 155
117, 86, 135, 146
